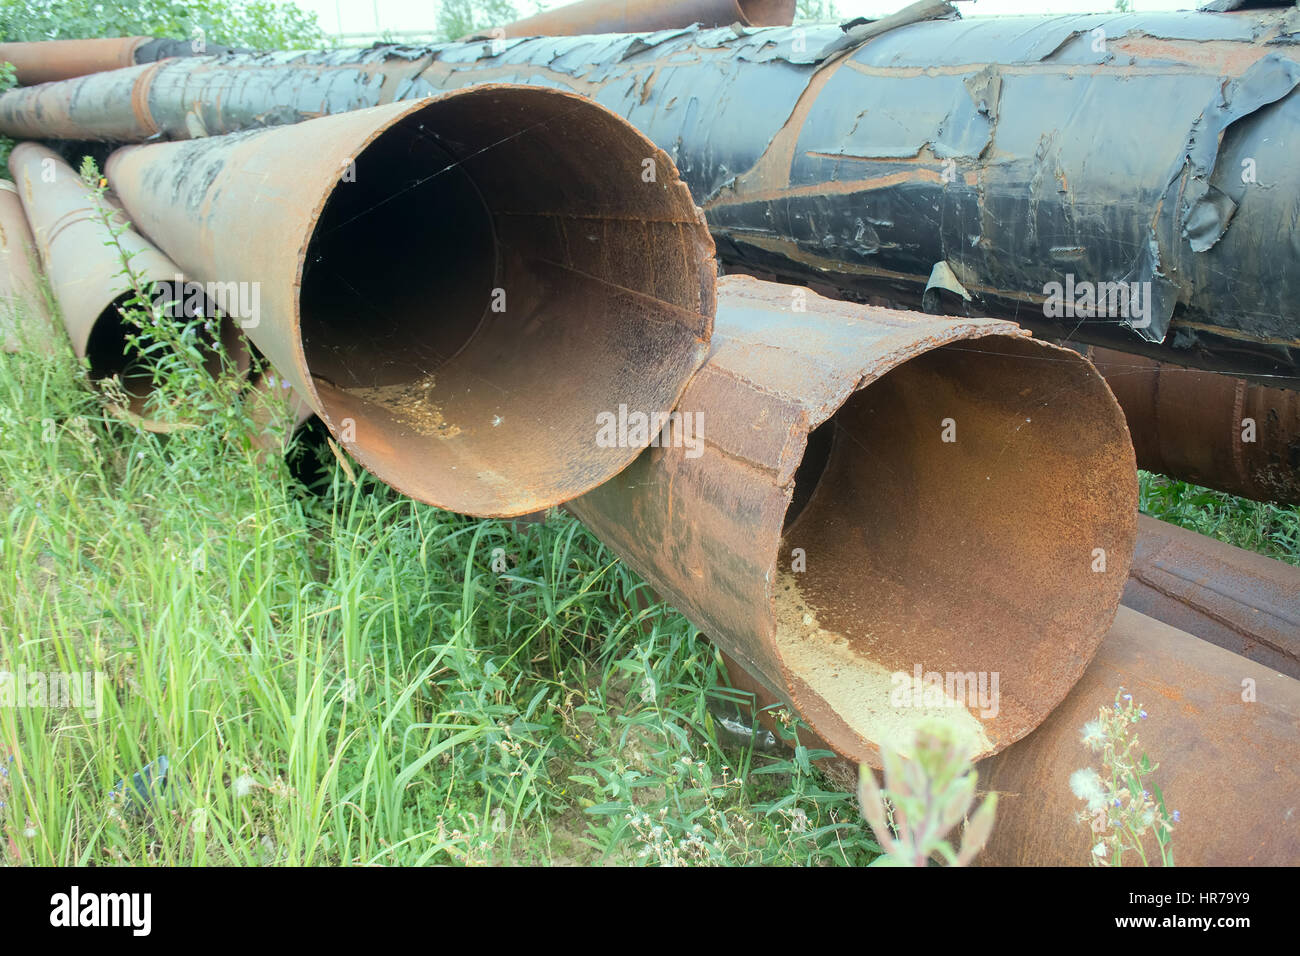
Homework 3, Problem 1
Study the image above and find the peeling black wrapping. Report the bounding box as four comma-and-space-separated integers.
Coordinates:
7, 9, 1300, 382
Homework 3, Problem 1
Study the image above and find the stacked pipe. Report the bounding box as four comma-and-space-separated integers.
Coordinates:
489, 0, 796, 36
1, 4, 1298, 866
6, 143, 246, 411
4, 8, 1300, 388
0, 180, 56, 355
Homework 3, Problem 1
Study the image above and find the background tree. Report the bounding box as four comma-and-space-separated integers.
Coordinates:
0, 0, 325, 50
434, 0, 521, 41
795, 0, 840, 22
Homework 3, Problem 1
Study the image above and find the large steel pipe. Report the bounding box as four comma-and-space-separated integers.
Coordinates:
0, 36, 146, 86
1084, 346, 1300, 505
8, 143, 240, 405
0, 36, 243, 86
106, 87, 715, 517
0, 181, 57, 355
492, 0, 794, 37
6, 9, 1300, 382
976, 606, 1300, 866
719, 605, 1300, 865
1127, 514, 1300, 680
570, 275, 1137, 766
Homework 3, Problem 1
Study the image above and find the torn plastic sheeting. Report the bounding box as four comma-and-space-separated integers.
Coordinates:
1173, 53, 1300, 253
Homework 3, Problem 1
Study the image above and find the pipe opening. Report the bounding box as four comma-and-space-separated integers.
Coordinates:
783, 415, 834, 531
84, 289, 238, 410
300, 88, 712, 516
776, 334, 1135, 761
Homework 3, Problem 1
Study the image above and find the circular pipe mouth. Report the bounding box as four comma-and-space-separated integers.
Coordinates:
775, 335, 1136, 763
298, 87, 713, 517
84, 287, 245, 414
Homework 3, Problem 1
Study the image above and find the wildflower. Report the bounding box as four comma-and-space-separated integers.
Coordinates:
1172, 810, 1181, 822
1069, 767, 1107, 811
1122, 694, 1132, 701
23, 818, 35, 839
1092, 841, 1108, 858
1139, 710, 1148, 719
232, 774, 256, 798
1079, 719, 1104, 748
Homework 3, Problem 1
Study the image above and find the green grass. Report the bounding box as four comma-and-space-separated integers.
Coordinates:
2, 283, 1295, 865
0, 310, 876, 866
1138, 472, 1300, 566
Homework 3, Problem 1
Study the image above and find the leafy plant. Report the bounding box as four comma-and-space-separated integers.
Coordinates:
1070, 688, 1177, 867
856, 722, 997, 866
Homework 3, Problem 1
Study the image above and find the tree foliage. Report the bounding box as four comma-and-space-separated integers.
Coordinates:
434, 0, 521, 42
795, 0, 840, 23
0, 0, 325, 50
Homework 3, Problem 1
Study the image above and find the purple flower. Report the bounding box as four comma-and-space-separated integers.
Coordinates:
1172, 810, 1181, 822
1123, 694, 1132, 701
1139, 710, 1148, 719
1113, 799, 1121, 808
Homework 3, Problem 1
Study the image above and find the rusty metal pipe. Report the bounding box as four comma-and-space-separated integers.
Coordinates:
976, 606, 1300, 866
0, 61, 164, 141
492, 0, 794, 37
0, 36, 245, 86
1127, 513, 1300, 680
569, 274, 1137, 766
0, 181, 58, 355
7, 143, 242, 405
0, 36, 146, 86
719, 605, 1300, 865
6, 9, 1300, 381
1080, 346, 1300, 504
105, 87, 715, 518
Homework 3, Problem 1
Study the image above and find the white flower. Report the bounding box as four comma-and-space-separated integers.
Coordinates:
1092, 841, 1108, 858
1069, 767, 1107, 811
232, 774, 257, 798
1079, 719, 1104, 749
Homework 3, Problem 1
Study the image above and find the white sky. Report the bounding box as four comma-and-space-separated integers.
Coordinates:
288, 0, 1197, 37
